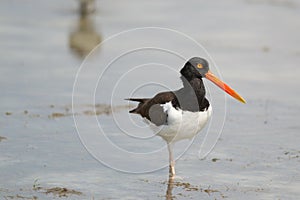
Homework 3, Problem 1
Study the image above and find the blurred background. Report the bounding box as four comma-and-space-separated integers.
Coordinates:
0, 0, 299, 199
1, 0, 300, 107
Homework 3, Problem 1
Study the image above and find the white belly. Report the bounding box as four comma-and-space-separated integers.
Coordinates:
145, 102, 212, 143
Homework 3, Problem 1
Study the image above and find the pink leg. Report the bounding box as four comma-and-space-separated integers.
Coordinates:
167, 143, 175, 178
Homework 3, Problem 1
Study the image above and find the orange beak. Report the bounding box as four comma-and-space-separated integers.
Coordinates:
205, 70, 246, 104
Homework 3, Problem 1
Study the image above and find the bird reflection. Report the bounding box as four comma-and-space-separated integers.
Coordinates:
166, 176, 174, 200
69, 0, 101, 58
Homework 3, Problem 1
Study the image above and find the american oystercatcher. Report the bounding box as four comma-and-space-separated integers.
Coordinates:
127, 57, 245, 177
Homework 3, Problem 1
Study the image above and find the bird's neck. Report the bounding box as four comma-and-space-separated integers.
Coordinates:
180, 76, 205, 98
177, 76, 207, 111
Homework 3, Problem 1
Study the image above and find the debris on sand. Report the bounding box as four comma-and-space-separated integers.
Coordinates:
173, 181, 199, 191
203, 188, 220, 195
283, 150, 300, 160
162, 180, 228, 199
7, 104, 134, 119
48, 112, 70, 119
211, 158, 220, 162
82, 104, 134, 116
4, 194, 38, 199
31, 180, 83, 198
0, 136, 7, 142
44, 187, 82, 197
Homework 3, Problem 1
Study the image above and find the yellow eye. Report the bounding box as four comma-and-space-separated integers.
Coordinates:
197, 63, 203, 69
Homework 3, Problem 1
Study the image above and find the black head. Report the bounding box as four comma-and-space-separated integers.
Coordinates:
180, 57, 209, 81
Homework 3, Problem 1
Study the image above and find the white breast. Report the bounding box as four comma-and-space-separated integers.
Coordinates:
145, 102, 212, 143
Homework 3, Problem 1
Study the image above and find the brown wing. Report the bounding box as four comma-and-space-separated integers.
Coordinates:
126, 92, 179, 126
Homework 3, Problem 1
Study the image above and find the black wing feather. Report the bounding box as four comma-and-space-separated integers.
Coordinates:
126, 92, 179, 126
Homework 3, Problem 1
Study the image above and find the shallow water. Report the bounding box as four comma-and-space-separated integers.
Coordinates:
1, 0, 300, 199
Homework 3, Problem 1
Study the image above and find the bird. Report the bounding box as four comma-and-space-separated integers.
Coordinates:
126, 57, 246, 178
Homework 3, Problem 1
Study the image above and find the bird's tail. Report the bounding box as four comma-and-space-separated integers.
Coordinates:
125, 98, 149, 113
124, 98, 148, 103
